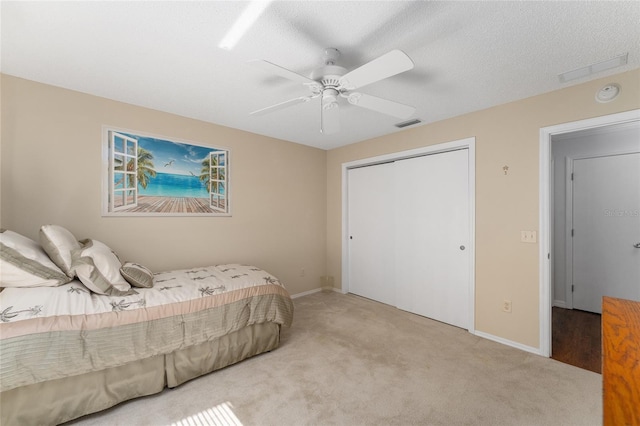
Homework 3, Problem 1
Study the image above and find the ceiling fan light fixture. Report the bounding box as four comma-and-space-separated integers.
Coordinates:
322, 88, 339, 107
251, 48, 416, 134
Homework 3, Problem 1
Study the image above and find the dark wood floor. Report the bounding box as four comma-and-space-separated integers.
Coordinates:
552, 307, 602, 373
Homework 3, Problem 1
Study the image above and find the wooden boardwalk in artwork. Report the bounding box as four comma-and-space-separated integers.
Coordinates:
118, 196, 226, 214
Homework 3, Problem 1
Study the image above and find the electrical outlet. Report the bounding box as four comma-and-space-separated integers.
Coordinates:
520, 230, 537, 243
503, 300, 512, 313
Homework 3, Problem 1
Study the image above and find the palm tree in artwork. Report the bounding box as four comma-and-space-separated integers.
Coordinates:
126, 147, 156, 189
199, 155, 224, 193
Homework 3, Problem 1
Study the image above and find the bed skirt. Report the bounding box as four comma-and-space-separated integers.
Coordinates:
0, 322, 281, 426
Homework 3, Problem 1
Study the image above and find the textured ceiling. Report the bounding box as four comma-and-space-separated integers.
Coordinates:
2, 1, 639, 150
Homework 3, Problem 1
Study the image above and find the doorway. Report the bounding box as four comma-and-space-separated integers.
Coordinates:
539, 110, 640, 366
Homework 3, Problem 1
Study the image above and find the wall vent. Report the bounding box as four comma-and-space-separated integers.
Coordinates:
395, 119, 422, 128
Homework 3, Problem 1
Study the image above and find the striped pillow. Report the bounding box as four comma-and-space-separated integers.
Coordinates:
71, 239, 136, 296
0, 229, 72, 288
120, 262, 154, 288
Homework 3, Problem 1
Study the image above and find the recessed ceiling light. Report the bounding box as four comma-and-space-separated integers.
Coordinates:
219, 1, 273, 50
558, 53, 628, 83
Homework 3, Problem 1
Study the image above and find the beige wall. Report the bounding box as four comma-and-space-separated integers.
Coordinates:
3, 69, 639, 349
326, 69, 640, 349
0, 75, 327, 296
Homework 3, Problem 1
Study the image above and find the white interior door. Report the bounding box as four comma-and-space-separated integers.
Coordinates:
572, 152, 640, 314
395, 149, 469, 328
347, 162, 396, 306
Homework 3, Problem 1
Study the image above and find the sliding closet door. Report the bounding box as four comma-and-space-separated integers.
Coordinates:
347, 163, 396, 306
395, 149, 469, 329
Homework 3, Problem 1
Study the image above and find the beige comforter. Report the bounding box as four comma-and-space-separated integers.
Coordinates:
0, 264, 294, 393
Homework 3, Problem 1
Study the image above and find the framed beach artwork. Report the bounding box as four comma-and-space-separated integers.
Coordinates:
101, 127, 230, 216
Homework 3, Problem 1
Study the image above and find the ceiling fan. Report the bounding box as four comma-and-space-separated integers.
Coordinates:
250, 48, 416, 135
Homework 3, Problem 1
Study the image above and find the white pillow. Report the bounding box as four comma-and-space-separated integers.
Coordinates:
71, 239, 136, 296
39, 224, 81, 278
0, 229, 72, 288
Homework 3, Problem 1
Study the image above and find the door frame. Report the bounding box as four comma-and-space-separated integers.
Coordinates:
539, 109, 640, 357
341, 137, 476, 334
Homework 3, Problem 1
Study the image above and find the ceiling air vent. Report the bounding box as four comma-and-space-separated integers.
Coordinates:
558, 53, 628, 83
395, 119, 422, 128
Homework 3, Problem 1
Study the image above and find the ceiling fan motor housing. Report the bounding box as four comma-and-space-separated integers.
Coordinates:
310, 65, 347, 88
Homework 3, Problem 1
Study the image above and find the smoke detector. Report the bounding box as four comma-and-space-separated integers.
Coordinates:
595, 83, 621, 103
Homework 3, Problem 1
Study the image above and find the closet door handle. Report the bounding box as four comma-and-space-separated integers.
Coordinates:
634, 242, 640, 248
460, 245, 466, 250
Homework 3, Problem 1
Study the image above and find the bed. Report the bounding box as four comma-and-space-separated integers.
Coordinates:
0, 227, 294, 425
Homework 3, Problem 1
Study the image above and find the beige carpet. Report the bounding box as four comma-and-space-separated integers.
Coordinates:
68, 291, 601, 426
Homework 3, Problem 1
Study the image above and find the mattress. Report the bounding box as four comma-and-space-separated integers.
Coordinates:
0, 264, 294, 393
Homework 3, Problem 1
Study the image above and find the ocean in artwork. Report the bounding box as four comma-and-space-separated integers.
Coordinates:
139, 172, 210, 198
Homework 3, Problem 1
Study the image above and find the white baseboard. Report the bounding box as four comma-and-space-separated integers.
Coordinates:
553, 300, 567, 308
474, 330, 543, 356
290, 288, 322, 299
290, 287, 342, 299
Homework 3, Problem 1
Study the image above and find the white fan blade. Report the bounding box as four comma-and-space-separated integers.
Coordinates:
321, 101, 340, 135
347, 92, 415, 119
339, 50, 414, 91
250, 96, 311, 116
250, 59, 316, 84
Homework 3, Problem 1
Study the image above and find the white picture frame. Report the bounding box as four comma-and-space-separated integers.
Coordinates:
101, 126, 231, 217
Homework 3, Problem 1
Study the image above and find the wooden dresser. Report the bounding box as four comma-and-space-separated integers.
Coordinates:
602, 296, 640, 425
